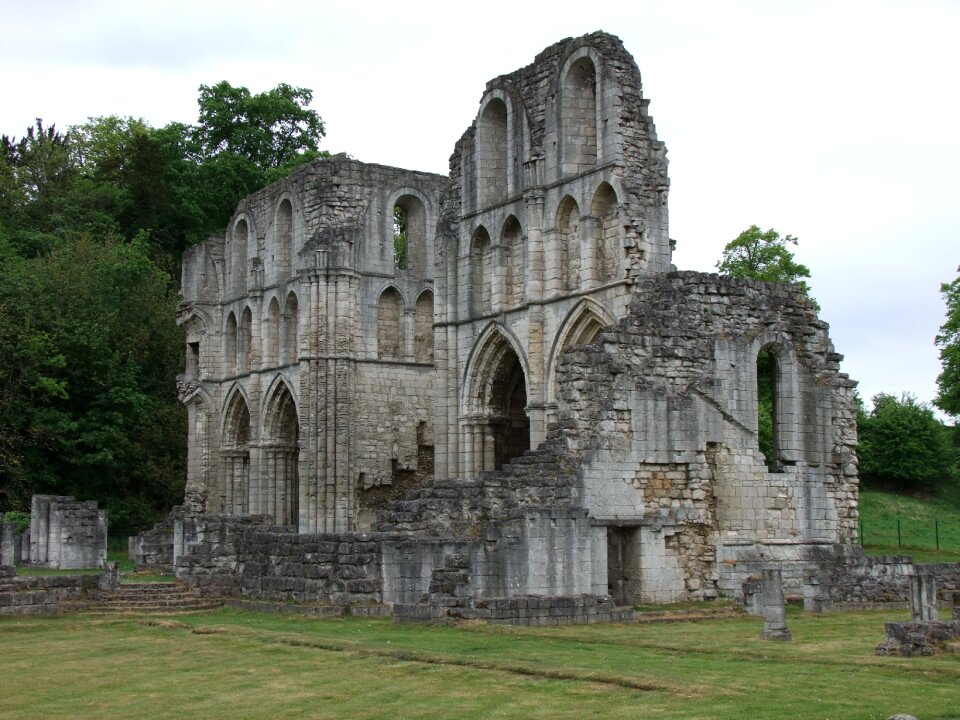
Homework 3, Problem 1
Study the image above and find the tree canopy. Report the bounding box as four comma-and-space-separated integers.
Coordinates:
0, 81, 327, 534
716, 225, 817, 306
935, 267, 960, 418
857, 393, 957, 491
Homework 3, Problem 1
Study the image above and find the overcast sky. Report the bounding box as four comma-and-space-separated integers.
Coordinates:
3, 0, 958, 413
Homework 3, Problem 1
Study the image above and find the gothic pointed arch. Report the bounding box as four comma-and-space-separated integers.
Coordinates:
546, 298, 615, 407
261, 375, 300, 526
470, 225, 492, 316
414, 289, 434, 363
749, 333, 801, 473
477, 96, 509, 208
183, 385, 215, 513
556, 195, 581, 292
224, 311, 238, 376
238, 305, 253, 373
265, 296, 281, 367
221, 386, 252, 514
560, 52, 598, 174
461, 323, 531, 473
377, 285, 405, 360
590, 182, 620, 284
501, 215, 523, 308
273, 198, 293, 285
282, 292, 299, 365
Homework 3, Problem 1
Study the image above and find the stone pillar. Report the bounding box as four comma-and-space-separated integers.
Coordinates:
759, 568, 793, 640
909, 573, 938, 622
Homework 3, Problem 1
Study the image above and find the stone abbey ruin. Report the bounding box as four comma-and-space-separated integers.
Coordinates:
159, 31, 866, 622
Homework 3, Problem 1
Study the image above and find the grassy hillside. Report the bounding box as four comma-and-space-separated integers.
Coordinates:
858, 486, 960, 562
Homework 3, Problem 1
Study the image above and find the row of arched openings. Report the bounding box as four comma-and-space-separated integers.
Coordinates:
226, 199, 296, 298
467, 182, 620, 317
475, 54, 599, 209
221, 382, 299, 525
377, 288, 434, 363
224, 292, 299, 376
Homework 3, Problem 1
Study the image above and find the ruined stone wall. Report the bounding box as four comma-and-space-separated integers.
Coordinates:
0, 523, 30, 566
378, 270, 858, 603
434, 32, 670, 478
178, 157, 447, 532
29, 495, 107, 570
0, 567, 101, 616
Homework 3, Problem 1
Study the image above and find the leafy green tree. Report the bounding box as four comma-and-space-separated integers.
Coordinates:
716, 225, 817, 307
194, 81, 326, 181
858, 393, 957, 490
935, 267, 960, 418
0, 235, 185, 532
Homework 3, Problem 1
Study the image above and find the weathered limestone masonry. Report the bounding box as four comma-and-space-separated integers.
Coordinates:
0, 564, 118, 617
28, 495, 106, 570
178, 158, 446, 532
172, 32, 863, 620
0, 523, 30, 567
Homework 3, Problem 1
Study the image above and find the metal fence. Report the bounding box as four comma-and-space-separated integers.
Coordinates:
858, 518, 958, 553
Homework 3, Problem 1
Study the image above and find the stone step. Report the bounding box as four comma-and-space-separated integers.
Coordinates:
85, 579, 221, 614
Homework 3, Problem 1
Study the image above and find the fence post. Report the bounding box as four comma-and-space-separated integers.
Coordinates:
935, 519, 940, 553
859, 519, 864, 546
897, 518, 901, 548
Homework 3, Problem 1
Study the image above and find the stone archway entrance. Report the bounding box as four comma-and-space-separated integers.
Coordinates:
462, 329, 531, 476
263, 383, 300, 527
489, 347, 530, 470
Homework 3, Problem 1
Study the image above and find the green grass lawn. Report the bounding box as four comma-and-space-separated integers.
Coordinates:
859, 486, 960, 561
0, 607, 956, 719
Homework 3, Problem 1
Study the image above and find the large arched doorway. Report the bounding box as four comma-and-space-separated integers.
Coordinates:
263, 381, 300, 527
222, 391, 251, 513
488, 348, 529, 470
462, 328, 531, 475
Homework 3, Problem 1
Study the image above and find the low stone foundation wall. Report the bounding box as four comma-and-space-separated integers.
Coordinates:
813, 547, 960, 610
129, 515, 176, 572
876, 620, 960, 657
0, 566, 109, 616
395, 594, 635, 625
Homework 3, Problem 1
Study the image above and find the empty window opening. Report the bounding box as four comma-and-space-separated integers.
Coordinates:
186, 342, 200, 379
757, 349, 779, 471
393, 205, 407, 269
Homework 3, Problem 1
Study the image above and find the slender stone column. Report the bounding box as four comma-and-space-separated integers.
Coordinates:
760, 568, 793, 640
910, 573, 938, 622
